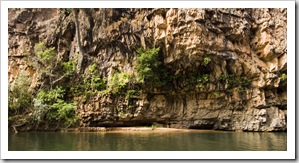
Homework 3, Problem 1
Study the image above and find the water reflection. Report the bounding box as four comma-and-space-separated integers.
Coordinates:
9, 131, 287, 151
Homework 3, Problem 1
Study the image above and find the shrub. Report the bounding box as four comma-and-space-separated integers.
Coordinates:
136, 47, 161, 87
50, 99, 78, 127
8, 71, 32, 116
125, 89, 140, 99
86, 64, 106, 92
32, 98, 48, 122
36, 86, 65, 103
62, 60, 76, 74
33, 87, 65, 123
91, 77, 107, 91
34, 42, 56, 64
108, 72, 130, 95
33, 86, 78, 127
222, 74, 252, 93
80, 77, 106, 98
87, 63, 98, 75
75, 63, 107, 97
33, 42, 57, 82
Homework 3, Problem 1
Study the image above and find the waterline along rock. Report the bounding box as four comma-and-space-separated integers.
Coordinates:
8, 8, 287, 132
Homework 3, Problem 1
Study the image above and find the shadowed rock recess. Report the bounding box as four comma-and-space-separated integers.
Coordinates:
8, 8, 287, 132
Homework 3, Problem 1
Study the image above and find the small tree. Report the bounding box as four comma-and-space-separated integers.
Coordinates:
34, 42, 56, 70
8, 70, 32, 116
33, 42, 59, 87
33, 86, 78, 128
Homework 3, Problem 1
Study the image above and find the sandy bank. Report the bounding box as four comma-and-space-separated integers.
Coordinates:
61, 127, 218, 133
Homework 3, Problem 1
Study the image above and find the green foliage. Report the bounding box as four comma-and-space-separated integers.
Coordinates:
36, 86, 64, 103
33, 87, 65, 123
202, 57, 211, 66
200, 74, 209, 83
85, 64, 106, 92
151, 124, 157, 130
33, 98, 48, 122
75, 63, 107, 98
220, 74, 226, 82
125, 89, 140, 99
87, 63, 98, 75
11, 43, 83, 130
62, 60, 76, 74
213, 91, 220, 98
281, 73, 287, 81
238, 87, 247, 93
108, 72, 130, 95
33, 42, 58, 83
34, 42, 56, 64
196, 74, 209, 90
51, 99, 78, 127
81, 77, 107, 98
114, 106, 125, 116
225, 74, 251, 88
91, 77, 107, 91
222, 74, 251, 93
33, 87, 78, 127
238, 76, 251, 88
226, 74, 238, 88
8, 71, 32, 115
136, 47, 162, 87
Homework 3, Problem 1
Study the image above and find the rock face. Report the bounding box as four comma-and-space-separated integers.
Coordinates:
8, 8, 287, 131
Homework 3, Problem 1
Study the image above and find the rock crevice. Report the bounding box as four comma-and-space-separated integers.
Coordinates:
8, 8, 287, 131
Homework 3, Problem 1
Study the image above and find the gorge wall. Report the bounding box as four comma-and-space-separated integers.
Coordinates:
8, 8, 287, 131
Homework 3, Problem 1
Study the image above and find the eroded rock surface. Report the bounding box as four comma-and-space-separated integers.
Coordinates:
8, 8, 287, 131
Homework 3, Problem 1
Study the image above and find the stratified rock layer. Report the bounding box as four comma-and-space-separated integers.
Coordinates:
8, 8, 287, 131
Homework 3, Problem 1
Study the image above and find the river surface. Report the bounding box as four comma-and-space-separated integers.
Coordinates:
8, 130, 287, 151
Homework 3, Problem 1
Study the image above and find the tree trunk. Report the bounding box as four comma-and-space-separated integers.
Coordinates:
73, 9, 84, 74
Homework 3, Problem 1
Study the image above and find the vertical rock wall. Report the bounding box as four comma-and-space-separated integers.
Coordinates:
8, 8, 287, 131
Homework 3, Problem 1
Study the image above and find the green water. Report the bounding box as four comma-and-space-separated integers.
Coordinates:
8, 130, 287, 151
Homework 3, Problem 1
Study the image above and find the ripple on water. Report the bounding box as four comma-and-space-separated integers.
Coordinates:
8, 130, 287, 151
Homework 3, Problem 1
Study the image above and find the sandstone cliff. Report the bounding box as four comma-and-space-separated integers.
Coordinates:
8, 8, 287, 131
